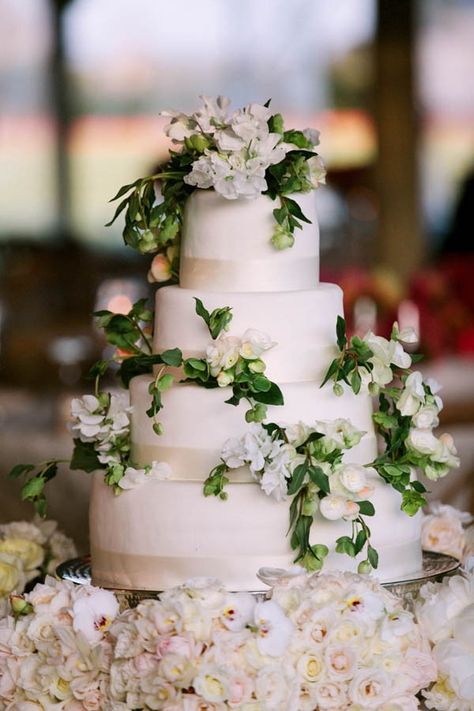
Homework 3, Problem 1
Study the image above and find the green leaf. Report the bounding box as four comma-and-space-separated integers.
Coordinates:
160, 348, 183, 367
336, 316, 347, 350
320, 358, 339, 388
358, 500, 375, 516
272, 206, 287, 226
70, 439, 102, 473
8, 463, 35, 479
287, 463, 308, 495
285, 197, 312, 224
411, 480, 427, 493
335, 536, 356, 557
88, 359, 110, 381
311, 544, 329, 559
194, 298, 210, 327
21, 476, 45, 501
308, 466, 330, 494
105, 195, 130, 227
250, 375, 272, 393
268, 113, 284, 134
252, 382, 284, 406
288, 495, 300, 534
354, 529, 367, 554
109, 178, 141, 202
401, 490, 426, 516
283, 129, 312, 149
368, 546, 379, 569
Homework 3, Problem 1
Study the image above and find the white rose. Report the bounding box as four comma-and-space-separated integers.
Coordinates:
433, 433, 460, 469
435, 637, 474, 702
216, 370, 234, 387
379, 696, 419, 711
159, 653, 195, 688
413, 404, 440, 429
349, 669, 390, 707
319, 495, 347, 521
324, 644, 357, 681
315, 418, 365, 452
396, 371, 426, 417
379, 610, 416, 643
338, 464, 368, 494
395, 648, 437, 695
313, 680, 348, 709
255, 667, 290, 709
452, 603, 474, 654
0, 521, 45, 545
221, 436, 246, 470
405, 428, 440, 456
415, 574, 474, 644
240, 329, 276, 360
296, 651, 324, 683
285, 421, 313, 447
193, 666, 229, 703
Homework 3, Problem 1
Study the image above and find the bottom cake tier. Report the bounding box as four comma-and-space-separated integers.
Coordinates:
90, 471, 422, 591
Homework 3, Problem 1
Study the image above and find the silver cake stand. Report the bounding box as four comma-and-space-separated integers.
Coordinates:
57, 550, 460, 610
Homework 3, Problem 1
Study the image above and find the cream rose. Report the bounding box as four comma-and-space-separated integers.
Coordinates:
0, 538, 44, 572
422, 513, 465, 560
0, 554, 24, 596
349, 669, 390, 707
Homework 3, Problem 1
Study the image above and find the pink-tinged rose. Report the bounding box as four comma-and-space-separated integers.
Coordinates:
313, 680, 348, 709
422, 513, 465, 560
148, 254, 172, 283
133, 651, 160, 676
349, 669, 391, 707
325, 644, 358, 681
156, 635, 198, 660
395, 648, 438, 694
227, 672, 253, 706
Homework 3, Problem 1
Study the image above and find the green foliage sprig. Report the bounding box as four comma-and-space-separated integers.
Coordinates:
321, 316, 374, 396
8, 462, 62, 518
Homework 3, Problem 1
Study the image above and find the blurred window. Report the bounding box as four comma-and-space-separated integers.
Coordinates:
0, 0, 55, 239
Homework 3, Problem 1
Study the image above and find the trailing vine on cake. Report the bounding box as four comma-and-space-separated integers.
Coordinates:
322, 317, 460, 516
203, 419, 379, 572
107, 96, 326, 278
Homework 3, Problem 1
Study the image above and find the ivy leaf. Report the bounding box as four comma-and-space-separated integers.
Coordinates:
70, 440, 102, 472
335, 536, 356, 557
252, 382, 284, 406
354, 529, 367, 554
368, 546, 379, 569
194, 298, 210, 327
160, 348, 183, 367
285, 197, 312, 224
250, 375, 272, 393
320, 358, 339, 388
358, 500, 375, 516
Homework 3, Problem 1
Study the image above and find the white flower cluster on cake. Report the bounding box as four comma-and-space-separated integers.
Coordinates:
206, 328, 276, 388
416, 569, 474, 710
70, 392, 171, 491
221, 419, 368, 509
163, 96, 325, 201
0, 572, 439, 710
0, 519, 76, 599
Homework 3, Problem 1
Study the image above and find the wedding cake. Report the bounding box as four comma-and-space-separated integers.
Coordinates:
87, 97, 457, 592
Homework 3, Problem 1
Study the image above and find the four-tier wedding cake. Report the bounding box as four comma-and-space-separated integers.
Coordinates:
87, 97, 458, 592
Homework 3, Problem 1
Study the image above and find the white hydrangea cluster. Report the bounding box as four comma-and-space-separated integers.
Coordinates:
416, 571, 474, 710
272, 570, 436, 711
0, 576, 118, 709
70, 392, 131, 466
70, 393, 170, 490
0, 518, 77, 598
206, 328, 276, 388
162, 96, 325, 200
220, 419, 372, 517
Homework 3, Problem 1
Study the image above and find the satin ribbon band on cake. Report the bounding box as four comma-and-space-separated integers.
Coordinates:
180, 255, 320, 292
91, 547, 294, 591
132, 444, 255, 482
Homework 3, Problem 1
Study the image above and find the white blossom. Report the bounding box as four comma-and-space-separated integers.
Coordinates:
118, 461, 172, 490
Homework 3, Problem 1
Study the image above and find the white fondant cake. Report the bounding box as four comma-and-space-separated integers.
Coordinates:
90, 191, 423, 591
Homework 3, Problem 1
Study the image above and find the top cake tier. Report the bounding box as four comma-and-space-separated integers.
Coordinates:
179, 190, 319, 293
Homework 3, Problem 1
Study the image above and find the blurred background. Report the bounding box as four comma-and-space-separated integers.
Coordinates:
0, 0, 473, 548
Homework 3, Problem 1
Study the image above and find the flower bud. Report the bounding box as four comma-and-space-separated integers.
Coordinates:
271, 226, 294, 250
10, 594, 33, 616
333, 383, 344, 397
357, 560, 372, 575
368, 381, 380, 396
185, 134, 211, 153
148, 253, 172, 283
153, 422, 164, 436
302, 497, 317, 516
248, 359, 266, 374
217, 370, 234, 387
301, 553, 323, 572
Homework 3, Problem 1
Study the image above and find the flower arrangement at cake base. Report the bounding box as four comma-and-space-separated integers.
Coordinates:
0, 518, 77, 600
0, 570, 442, 711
